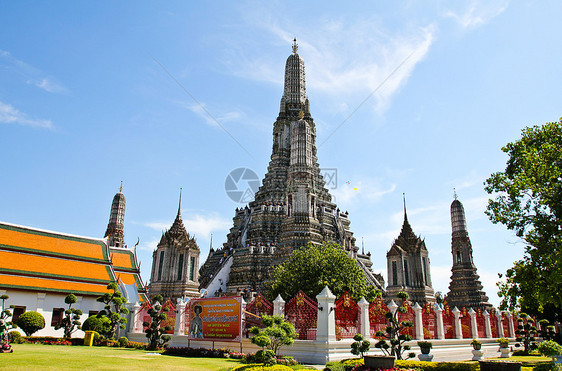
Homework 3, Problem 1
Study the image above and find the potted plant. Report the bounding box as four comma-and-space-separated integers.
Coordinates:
497, 338, 510, 358
417, 341, 433, 362
471, 339, 484, 361
537, 340, 562, 365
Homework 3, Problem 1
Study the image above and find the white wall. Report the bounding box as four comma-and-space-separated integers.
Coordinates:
1, 289, 106, 337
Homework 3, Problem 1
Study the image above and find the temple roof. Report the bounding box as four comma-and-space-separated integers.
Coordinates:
0, 221, 146, 301
388, 203, 426, 255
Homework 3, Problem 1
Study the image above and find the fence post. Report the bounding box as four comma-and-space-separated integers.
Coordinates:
506, 312, 516, 338
483, 310, 492, 338
273, 294, 285, 316
175, 299, 187, 336
413, 302, 424, 340
316, 286, 336, 342
434, 304, 444, 340
388, 300, 398, 315
452, 307, 462, 339
358, 297, 370, 338
469, 308, 478, 338
497, 311, 505, 338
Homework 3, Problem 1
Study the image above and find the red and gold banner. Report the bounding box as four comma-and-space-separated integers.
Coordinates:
187, 296, 242, 341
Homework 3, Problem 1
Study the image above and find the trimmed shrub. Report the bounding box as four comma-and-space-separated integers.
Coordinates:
8, 331, 23, 344
22, 337, 71, 345
334, 358, 480, 371
16, 311, 45, 336
82, 316, 112, 338
231, 364, 293, 371
118, 336, 129, 347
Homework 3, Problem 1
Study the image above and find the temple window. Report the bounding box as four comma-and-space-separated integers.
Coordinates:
177, 253, 184, 280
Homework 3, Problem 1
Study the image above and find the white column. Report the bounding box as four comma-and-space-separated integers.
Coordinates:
413, 303, 424, 340
506, 312, 516, 338
131, 302, 143, 334
483, 310, 492, 339
273, 295, 285, 316
434, 304, 444, 340
497, 312, 505, 338
175, 300, 187, 336
452, 307, 462, 339
358, 297, 370, 338
315, 286, 336, 343
469, 309, 478, 338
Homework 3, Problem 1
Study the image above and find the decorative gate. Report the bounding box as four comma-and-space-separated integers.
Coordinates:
334, 292, 359, 340
243, 293, 273, 337
476, 308, 485, 338
422, 302, 436, 339
490, 309, 499, 338
399, 300, 415, 337
284, 291, 317, 340
442, 304, 455, 339
369, 296, 389, 339
460, 307, 471, 338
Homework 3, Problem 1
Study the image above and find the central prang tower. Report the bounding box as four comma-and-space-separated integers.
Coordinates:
199, 40, 383, 296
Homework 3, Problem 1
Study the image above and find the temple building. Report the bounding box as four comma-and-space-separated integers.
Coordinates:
199, 40, 384, 296
0, 186, 147, 337
446, 194, 492, 308
147, 191, 200, 301
386, 198, 435, 303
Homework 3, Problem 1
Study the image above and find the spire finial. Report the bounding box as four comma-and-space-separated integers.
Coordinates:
292, 38, 298, 54
178, 187, 182, 217
361, 237, 365, 255
119, 180, 123, 193
453, 188, 457, 200
403, 193, 407, 219
210, 233, 213, 250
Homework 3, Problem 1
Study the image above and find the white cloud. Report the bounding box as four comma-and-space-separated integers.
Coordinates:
0, 101, 54, 129
331, 179, 396, 206
0, 49, 67, 93
27, 77, 67, 93
218, 15, 435, 115
179, 101, 244, 128
444, 1, 509, 29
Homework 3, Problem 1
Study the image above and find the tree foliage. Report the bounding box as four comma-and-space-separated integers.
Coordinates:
374, 291, 415, 360
250, 315, 296, 355
16, 311, 45, 336
485, 119, 562, 320
514, 313, 538, 355
350, 333, 371, 358
96, 281, 129, 339
266, 242, 380, 302
144, 295, 172, 350
0, 295, 16, 331
54, 294, 83, 339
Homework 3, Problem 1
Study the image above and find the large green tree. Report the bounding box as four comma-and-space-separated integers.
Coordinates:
266, 241, 380, 302
484, 118, 562, 321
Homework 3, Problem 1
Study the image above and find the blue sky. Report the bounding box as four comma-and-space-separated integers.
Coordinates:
1, 1, 561, 307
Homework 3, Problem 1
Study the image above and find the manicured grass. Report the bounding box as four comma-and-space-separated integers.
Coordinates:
0, 343, 242, 371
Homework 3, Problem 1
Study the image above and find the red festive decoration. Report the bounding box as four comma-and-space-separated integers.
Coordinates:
284, 291, 317, 340
334, 292, 359, 340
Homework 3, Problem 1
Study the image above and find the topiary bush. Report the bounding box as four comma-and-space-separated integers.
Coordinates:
231, 364, 293, 371
82, 316, 112, 338
118, 336, 129, 347
8, 331, 23, 344
16, 311, 45, 336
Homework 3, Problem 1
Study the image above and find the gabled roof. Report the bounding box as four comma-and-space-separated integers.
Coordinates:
0, 222, 146, 301
387, 208, 427, 256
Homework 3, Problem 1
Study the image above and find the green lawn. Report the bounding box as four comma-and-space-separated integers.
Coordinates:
0, 344, 242, 371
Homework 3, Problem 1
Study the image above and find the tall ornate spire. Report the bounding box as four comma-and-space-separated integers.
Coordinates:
447, 194, 491, 308
280, 38, 309, 114
178, 187, 182, 217
105, 183, 126, 247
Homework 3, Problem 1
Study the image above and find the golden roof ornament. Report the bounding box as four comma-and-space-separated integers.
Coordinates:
292, 38, 298, 54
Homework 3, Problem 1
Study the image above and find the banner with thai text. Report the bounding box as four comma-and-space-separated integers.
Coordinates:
187, 296, 242, 341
